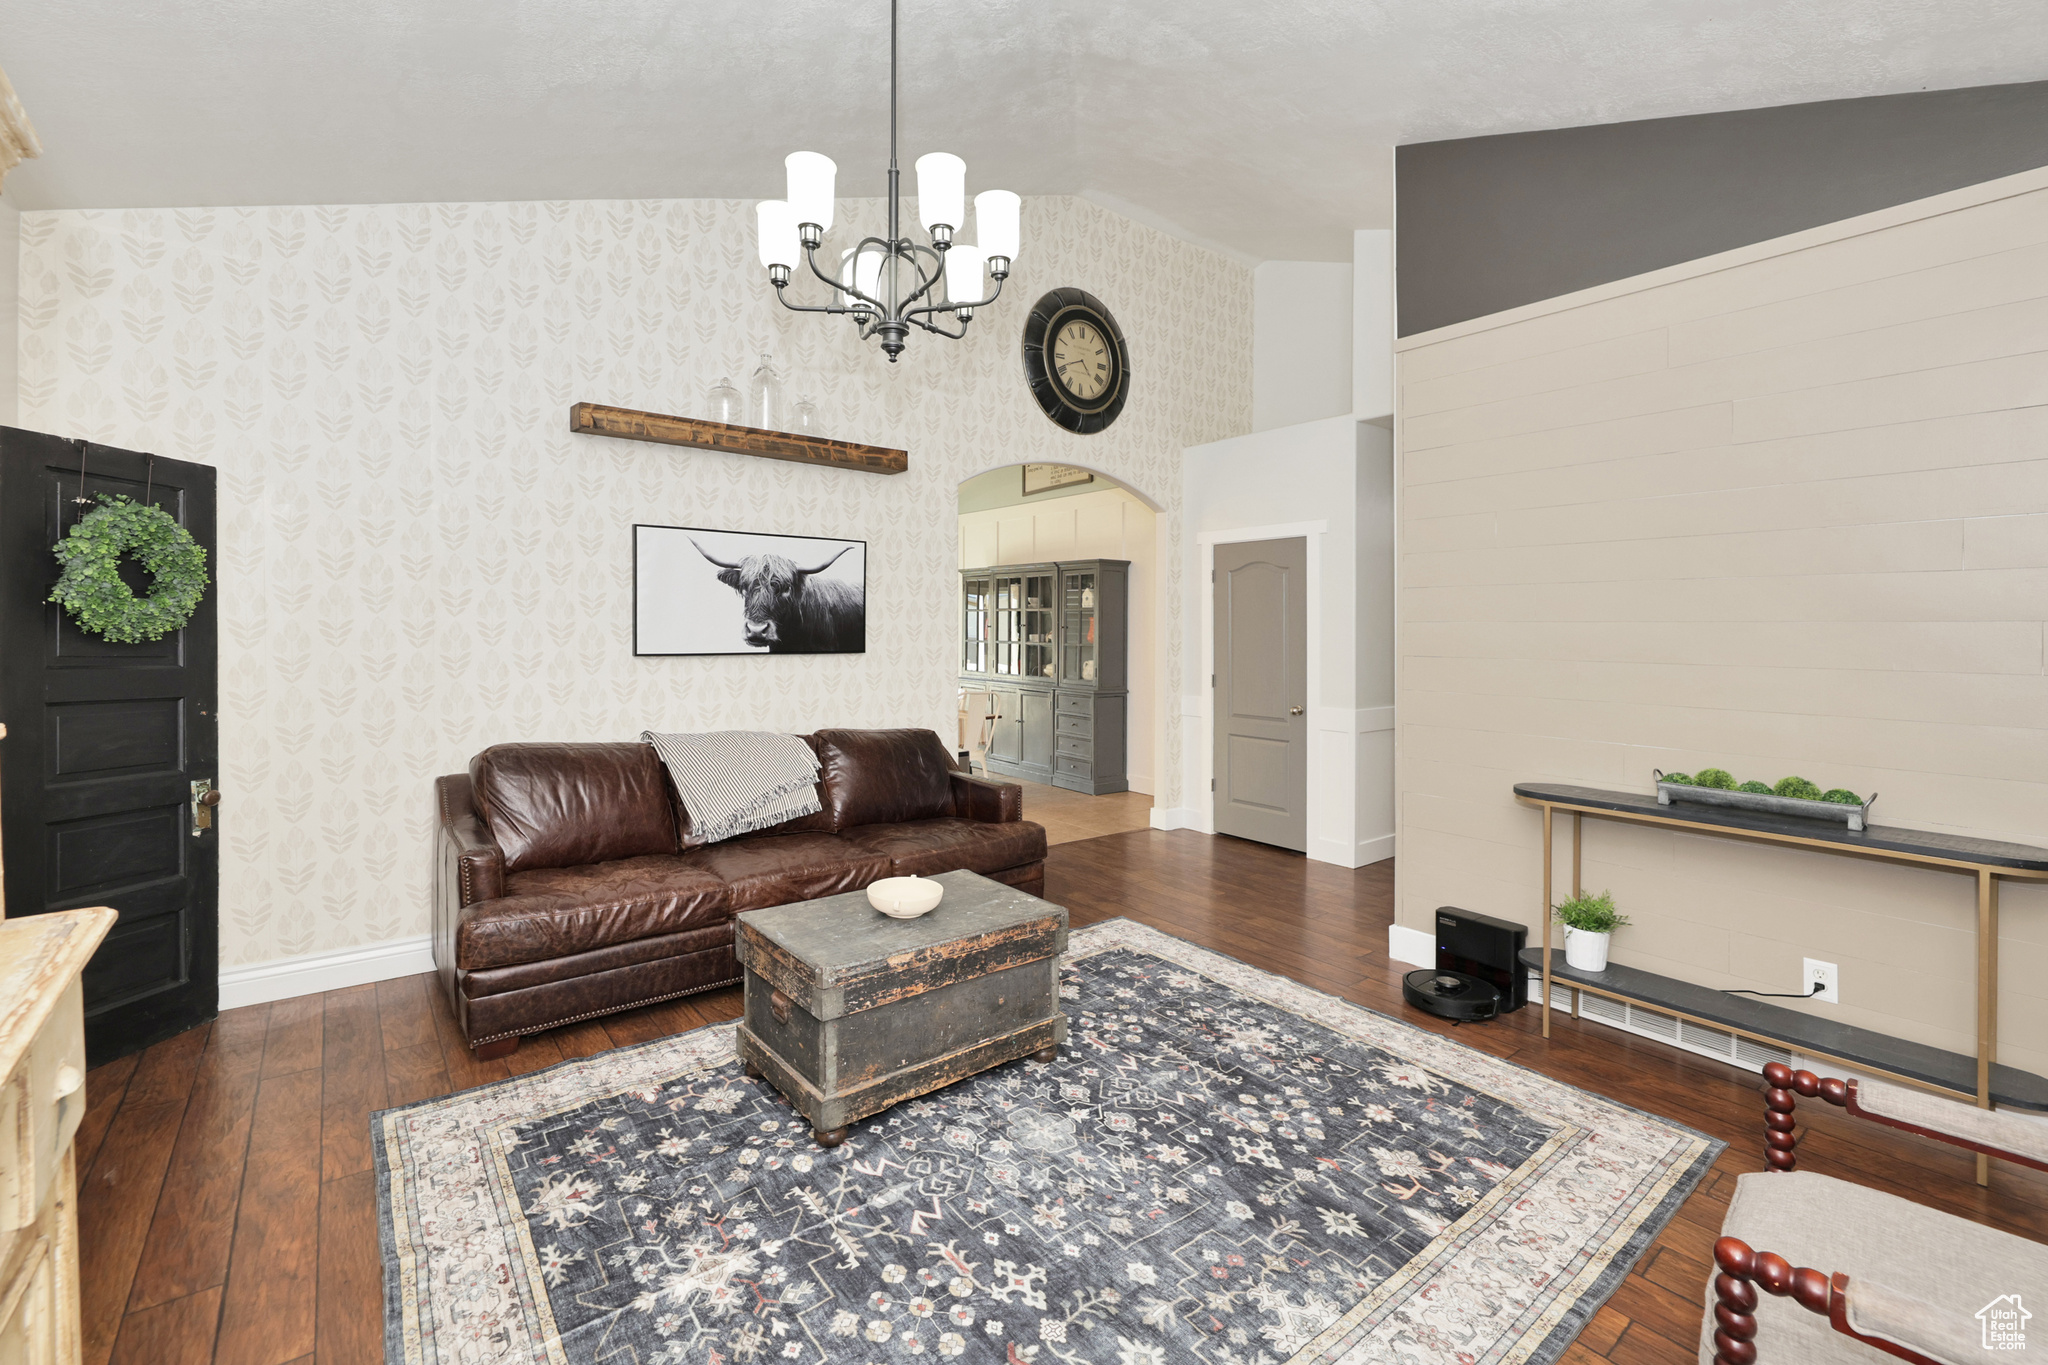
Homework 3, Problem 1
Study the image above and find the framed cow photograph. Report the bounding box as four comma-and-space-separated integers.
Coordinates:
634, 524, 867, 656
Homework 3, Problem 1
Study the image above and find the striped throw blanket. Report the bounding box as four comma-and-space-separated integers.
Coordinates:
640, 730, 823, 845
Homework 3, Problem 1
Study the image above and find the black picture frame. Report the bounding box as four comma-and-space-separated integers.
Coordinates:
633, 523, 868, 656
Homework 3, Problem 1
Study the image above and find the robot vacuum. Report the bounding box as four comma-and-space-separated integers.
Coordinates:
1402, 968, 1502, 1022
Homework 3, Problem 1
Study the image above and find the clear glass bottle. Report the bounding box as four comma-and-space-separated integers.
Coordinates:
790, 394, 818, 433
707, 376, 741, 425
749, 353, 783, 431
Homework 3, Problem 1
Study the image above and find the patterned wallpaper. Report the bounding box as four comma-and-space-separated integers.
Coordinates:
17, 195, 1251, 967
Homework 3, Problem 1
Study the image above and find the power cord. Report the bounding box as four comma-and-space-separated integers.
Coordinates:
1722, 983, 1825, 999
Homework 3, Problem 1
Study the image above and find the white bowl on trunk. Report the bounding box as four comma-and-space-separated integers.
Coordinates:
868, 875, 944, 918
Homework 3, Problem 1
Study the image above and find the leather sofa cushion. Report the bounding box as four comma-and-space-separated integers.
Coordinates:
842, 819, 1048, 878
459, 854, 727, 969
682, 833, 892, 912
472, 742, 677, 873
814, 728, 957, 830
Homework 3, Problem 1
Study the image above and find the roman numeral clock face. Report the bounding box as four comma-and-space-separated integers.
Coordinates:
1053, 320, 1110, 400
1023, 289, 1129, 434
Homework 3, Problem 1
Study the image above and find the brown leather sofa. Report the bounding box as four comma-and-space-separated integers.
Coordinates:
432, 728, 1045, 1058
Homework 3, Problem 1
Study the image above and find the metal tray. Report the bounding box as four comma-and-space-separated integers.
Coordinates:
1653, 770, 1875, 832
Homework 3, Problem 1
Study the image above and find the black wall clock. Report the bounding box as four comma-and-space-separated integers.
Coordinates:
1022, 288, 1129, 434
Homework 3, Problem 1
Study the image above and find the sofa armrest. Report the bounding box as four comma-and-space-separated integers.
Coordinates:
447, 814, 506, 905
436, 773, 506, 905
950, 771, 1022, 823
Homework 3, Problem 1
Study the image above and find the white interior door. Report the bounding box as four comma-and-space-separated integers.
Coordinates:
1212, 537, 1308, 851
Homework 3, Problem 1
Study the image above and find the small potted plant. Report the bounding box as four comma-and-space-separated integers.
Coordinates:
1553, 890, 1630, 972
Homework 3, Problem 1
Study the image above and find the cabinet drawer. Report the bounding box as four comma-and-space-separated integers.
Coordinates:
1056, 734, 1092, 759
0, 979, 86, 1234
1055, 712, 1091, 737
1055, 692, 1093, 716
1055, 754, 1094, 779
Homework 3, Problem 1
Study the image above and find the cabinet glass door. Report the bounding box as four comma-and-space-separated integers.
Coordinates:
992, 574, 1022, 676
1022, 571, 1055, 681
1061, 569, 1098, 684
992, 571, 1056, 678
962, 576, 991, 674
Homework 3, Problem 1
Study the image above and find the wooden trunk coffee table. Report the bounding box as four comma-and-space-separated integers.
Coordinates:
733, 869, 1068, 1147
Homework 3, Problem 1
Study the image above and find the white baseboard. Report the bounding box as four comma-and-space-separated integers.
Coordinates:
219, 934, 435, 1010
1308, 837, 1357, 868
1388, 923, 1435, 968
1127, 774, 1155, 796
1308, 831, 1395, 870
1149, 806, 1200, 831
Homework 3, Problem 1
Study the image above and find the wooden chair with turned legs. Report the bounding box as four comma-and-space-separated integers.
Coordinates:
1702, 1063, 2048, 1363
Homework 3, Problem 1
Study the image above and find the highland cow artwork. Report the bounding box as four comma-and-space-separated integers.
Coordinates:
634, 525, 867, 656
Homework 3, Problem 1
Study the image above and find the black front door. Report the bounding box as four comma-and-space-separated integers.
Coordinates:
0, 428, 219, 1064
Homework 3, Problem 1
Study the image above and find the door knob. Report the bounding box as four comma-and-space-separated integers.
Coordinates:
191, 779, 220, 836
1289, 706, 1305, 716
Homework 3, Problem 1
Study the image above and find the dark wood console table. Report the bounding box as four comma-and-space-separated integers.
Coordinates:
1514, 782, 2048, 1184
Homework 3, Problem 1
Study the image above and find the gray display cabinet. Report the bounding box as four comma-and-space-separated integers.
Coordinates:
961, 559, 1128, 794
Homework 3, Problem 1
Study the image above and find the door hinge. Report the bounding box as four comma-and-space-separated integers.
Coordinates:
1210, 569, 1215, 582
1210, 778, 1215, 791
1210, 673, 1215, 687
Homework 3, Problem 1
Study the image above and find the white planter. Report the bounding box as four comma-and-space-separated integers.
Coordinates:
1564, 927, 1611, 972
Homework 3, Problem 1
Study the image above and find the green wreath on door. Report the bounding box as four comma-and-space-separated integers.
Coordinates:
48, 496, 211, 643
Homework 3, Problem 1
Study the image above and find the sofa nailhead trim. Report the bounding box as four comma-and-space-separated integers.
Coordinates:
469, 974, 745, 1047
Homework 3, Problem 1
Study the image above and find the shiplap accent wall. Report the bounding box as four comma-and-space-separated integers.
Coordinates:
1394, 166, 2048, 1077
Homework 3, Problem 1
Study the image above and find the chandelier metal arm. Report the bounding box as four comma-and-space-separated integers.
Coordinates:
895, 241, 947, 311
785, 234, 956, 325
903, 271, 1005, 328
770, 281, 869, 319
910, 313, 969, 340
794, 238, 876, 312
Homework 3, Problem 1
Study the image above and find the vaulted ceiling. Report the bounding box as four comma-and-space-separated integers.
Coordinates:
3, 0, 2042, 260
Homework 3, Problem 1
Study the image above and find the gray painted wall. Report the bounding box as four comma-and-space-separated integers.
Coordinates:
1396, 80, 2048, 336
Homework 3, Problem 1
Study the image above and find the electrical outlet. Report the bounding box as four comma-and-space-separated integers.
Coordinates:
1803, 958, 1839, 1004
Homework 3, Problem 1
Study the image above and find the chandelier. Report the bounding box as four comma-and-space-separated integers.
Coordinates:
753, 0, 1020, 363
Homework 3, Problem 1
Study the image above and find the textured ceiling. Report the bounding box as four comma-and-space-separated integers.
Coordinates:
3, 0, 2044, 260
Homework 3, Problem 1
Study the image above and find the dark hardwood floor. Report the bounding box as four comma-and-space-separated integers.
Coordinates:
76, 829, 2048, 1365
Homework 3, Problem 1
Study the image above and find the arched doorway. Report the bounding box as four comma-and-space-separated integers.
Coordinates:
954, 463, 1158, 847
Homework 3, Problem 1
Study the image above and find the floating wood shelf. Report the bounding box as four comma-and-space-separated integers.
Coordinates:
570, 402, 907, 475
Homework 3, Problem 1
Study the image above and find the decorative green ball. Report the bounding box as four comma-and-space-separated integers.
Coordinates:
1661, 772, 1695, 786
1821, 788, 1863, 806
1773, 776, 1824, 802
48, 495, 210, 643
1695, 767, 1737, 790
1737, 780, 1774, 795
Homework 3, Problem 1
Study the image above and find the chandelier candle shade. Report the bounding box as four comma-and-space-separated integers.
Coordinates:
755, 0, 1018, 361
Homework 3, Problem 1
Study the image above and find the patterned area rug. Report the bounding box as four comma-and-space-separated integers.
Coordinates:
377, 920, 1720, 1364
